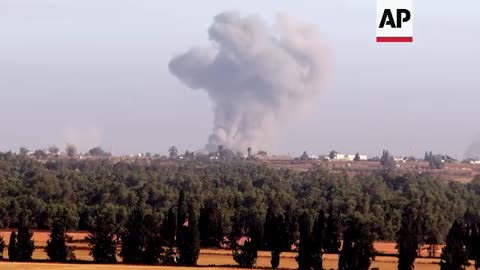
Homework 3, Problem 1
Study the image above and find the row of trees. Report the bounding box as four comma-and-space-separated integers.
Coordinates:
2, 152, 477, 243
2, 194, 479, 270
2, 151, 480, 267
397, 205, 480, 270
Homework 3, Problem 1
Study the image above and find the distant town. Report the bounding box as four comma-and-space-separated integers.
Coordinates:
8, 144, 480, 184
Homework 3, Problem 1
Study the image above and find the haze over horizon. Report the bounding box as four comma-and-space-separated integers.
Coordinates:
1, 0, 479, 159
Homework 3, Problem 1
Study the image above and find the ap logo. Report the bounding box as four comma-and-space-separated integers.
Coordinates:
376, 0, 413, 42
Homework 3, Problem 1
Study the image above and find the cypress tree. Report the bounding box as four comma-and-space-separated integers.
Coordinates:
121, 208, 145, 263
338, 218, 375, 270
160, 207, 177, 264
143, 214, 164, 265
263, 206, 290, 269
233, 238, 258, 268
16, 217, 34, 262
45, 219, 73, 262
176, 190, 187, 250
297, 212, 314, 270
439, 220, 470, 270
233, 212, 262, 268
8, 232, 17, 261
324, 204, 341, 253
161, 207, 176, 248
87, 208, 118, 263
0, 235, 5, 260
463, 212, 480, 270
178, 204, 201, 265
397, 205, 420, 270
311, 209, 326, 270
465, 222, 480, 269
121, 208, 162, 264
199, 200, 223, 248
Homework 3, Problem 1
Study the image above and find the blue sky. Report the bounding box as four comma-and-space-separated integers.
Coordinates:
0, 0, 479, 158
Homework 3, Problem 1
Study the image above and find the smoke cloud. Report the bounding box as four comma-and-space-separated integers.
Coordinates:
169, 12, 329, 153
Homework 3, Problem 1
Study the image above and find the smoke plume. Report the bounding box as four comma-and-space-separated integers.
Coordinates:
169, 12, 329, 153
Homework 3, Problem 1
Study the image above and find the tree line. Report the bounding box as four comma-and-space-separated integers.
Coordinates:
2, 152, 480, 268
2, 190, 480, 270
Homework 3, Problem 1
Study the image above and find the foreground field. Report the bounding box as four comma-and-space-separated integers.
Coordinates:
0, 254, 476, 270
0, 252, 476, 270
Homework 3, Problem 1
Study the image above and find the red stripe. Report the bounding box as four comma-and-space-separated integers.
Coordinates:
376, 37, 413, 43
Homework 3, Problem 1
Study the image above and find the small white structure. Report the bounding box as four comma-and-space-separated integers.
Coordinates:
330, 153, 368, 161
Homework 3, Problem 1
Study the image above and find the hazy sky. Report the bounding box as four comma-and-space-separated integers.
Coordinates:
1, 0, 479, 158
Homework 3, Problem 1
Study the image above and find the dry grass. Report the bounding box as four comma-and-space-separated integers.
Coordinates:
0, 256, 477, 270
1, 250, 476, 270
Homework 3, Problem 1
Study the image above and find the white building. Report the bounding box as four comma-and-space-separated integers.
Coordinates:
330, 153, 368, 161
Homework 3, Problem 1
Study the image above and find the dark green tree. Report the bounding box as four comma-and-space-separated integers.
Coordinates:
121, 208, 163, 264
233, 238, 258, 268
161, 208, 176, 247
176, 190, 187, 250
263, 206, 290, 269
16, 223, 35, 261
142, 214, 164, 265
338, 218, 376, 270
199, 199, 223, 248
324, 205, 341, 253
0, 235, 5, 260
297, 212, 314, 270
45, 219, 74, 262
232, 209, 263, 268
397, 205, 420, 270
439, 220, 470, 270
178, 204, 201, 265
160, 207, 177, 265
311, 209, 326, 269
465, 220, 480, 269
87, 208, 118, 263
380, 149, 397, 169
8, 232, 17, 261
121, 208, 145, 263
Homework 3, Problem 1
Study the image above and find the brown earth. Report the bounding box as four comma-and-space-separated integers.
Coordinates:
260, 158, 480, 183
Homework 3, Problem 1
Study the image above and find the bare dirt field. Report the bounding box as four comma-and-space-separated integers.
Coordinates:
260, 158, 480, 183
0, 255, 476, 270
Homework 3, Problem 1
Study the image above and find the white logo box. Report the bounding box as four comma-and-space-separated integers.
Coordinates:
376, 0, 413, 42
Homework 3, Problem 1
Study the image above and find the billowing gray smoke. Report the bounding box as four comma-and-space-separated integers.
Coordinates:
169, 12, 328, 153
